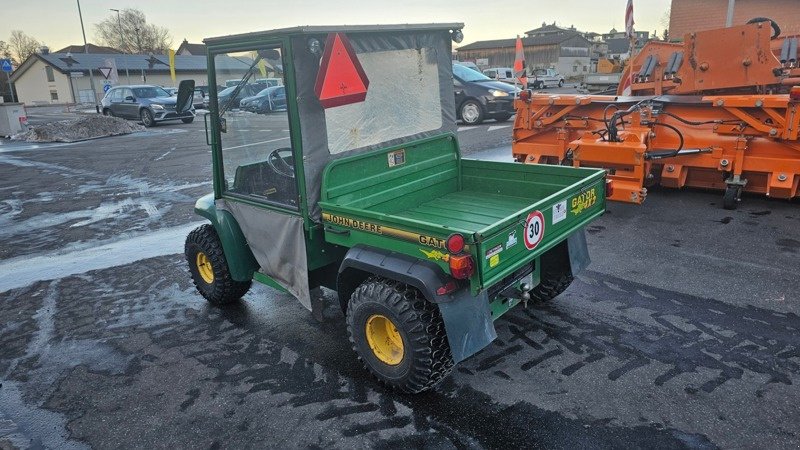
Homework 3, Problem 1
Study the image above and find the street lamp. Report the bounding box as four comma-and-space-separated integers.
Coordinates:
134, 27, 145, 82
76, 0, 99, 112
110, 8, 131, 84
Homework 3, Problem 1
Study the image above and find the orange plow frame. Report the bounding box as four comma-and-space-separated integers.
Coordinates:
512, 21, 800, 208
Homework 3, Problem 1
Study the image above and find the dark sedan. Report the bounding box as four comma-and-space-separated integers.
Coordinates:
239, 86, 287, 113
453, 63, 518, 125
101, 85, 195, 127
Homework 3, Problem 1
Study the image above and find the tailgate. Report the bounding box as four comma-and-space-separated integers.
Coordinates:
475, 174, 605, 289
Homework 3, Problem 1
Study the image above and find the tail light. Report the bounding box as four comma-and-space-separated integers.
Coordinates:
605, 179, 614, 198
790, 86, 800, 102
446, 233, 465, 254
436, 280, 459, 295
449, 254, 474, 280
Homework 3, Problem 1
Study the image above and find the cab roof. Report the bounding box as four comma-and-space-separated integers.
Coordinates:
203, 23, 464, 46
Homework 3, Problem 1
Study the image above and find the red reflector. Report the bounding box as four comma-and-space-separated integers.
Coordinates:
790, 86, 800, 102
605, 179, 614, 198
314, 33, 370, 109
519, 90, 531, 101
436, 280, 459, 296
446, 233, 465, 254
449, 254, 474, 280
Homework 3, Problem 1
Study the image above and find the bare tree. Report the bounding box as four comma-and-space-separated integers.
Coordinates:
9, 30, 41, 64
0, 40, 11, 59
660, 7, 671, 41
94, 8, 172, 54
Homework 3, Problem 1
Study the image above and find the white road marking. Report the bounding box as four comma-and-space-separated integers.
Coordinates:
223, 136, 290, 150
457, 126, 477, 132
487, 125, 511, 132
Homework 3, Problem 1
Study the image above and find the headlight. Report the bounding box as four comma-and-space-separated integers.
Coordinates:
489, 89, 509, 97
151, 104, 164, 110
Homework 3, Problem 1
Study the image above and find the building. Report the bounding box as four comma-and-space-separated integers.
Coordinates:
177, 39, 207, 56
9, 51, 251, 105
54, 44, 122, 54
456, 23, 592, 77
669, 0, 800, 39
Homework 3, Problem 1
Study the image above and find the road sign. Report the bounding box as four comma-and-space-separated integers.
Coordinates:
103, 83, 112, 93
98, 67, 113, 79
0, 59, 12, 72
103, 58, 119, 84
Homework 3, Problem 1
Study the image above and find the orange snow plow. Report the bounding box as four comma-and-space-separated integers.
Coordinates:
512, 19, 800, 209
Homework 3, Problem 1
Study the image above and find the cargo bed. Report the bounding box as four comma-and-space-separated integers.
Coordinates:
320, 135, 606, 289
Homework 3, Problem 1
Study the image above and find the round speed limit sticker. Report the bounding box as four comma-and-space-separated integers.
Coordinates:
523, 211, 545, 250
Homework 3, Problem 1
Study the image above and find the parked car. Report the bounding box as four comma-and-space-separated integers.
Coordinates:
162, 87, 178, 96
483, 67, 515, 83
531, 68, 565, 88
252, 78, 283, 88
452, 60, 480, 72
239, 86, 287, 113
101, 85, 195, 127
453, 63, 518, 125
213, 84, 264, 110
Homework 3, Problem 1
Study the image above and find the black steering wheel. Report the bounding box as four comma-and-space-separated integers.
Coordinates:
267, 148, 295, 178
747, 17, 781, 39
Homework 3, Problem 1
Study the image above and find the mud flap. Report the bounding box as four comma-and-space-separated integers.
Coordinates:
567, 227, 591, 276
437, 289, 496, 363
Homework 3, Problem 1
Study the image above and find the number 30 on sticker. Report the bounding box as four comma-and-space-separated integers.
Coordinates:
523, 211, 545, 250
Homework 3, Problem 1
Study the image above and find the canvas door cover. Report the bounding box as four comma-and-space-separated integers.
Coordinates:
216, 198, 312, 310
292, 29, 458, 222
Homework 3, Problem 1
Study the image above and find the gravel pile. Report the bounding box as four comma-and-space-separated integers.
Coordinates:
12, 115, 145, 143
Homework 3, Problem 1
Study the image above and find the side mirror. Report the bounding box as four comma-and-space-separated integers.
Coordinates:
176, 79, 195, 113
125, 96, 135, 101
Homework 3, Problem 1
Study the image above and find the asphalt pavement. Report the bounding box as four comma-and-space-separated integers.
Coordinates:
0, 105, 798, 449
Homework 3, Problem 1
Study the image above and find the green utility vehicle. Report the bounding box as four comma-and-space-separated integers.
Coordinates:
185, 23, 607, 393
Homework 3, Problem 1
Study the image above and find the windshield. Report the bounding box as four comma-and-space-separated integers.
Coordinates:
453, 64, 492, 82
132, 87, 171, 98
255, 88, 272, 97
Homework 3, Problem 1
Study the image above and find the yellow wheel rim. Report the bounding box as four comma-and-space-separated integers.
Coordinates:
365, 314, 404, 366
196, 252, 214, 284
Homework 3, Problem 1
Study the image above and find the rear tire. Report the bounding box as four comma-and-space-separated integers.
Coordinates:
181, 117, 194, 124
494, 113, 512, 122
346, 277, 453, 393
185, 224, 251, 305
530, 242, 574, 302
558, 79, 564, 87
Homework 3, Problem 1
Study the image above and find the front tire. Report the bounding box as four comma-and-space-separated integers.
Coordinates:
102, 108, 114, 117
346, 277, 454, 393
494, 113, 512, 122
185, 224, 251, 305
459, 99, 485, 125
140, 109, 156, 127
558, 79, 564, 87
181, 117, 194, 124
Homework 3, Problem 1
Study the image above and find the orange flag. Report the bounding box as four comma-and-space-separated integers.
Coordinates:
514, 35, 527, 87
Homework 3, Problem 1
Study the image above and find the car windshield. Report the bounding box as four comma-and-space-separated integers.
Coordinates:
453, 64, 492, 82
256, 88, 272, 97
132, 87, 172, 98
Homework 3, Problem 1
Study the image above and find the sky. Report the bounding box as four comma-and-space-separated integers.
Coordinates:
2, 0, 672, 51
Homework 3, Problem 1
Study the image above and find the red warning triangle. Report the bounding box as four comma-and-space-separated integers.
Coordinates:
314, 33, 369, 108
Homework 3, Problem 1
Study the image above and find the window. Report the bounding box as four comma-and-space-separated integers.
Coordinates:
214, 46, 298, 209
583, 66, 588, 72
45, 66, 55, 82
573, 66, 578, 72
111, 89, 123, 102
50, 90, 58, 101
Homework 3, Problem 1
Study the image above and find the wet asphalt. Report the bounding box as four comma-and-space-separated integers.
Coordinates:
0, 109, 799, 449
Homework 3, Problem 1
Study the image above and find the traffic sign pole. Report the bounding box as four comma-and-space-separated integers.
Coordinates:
1, 59, 15, 103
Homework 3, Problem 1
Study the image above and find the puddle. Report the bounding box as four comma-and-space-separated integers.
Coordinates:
0, 222, 204, 292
